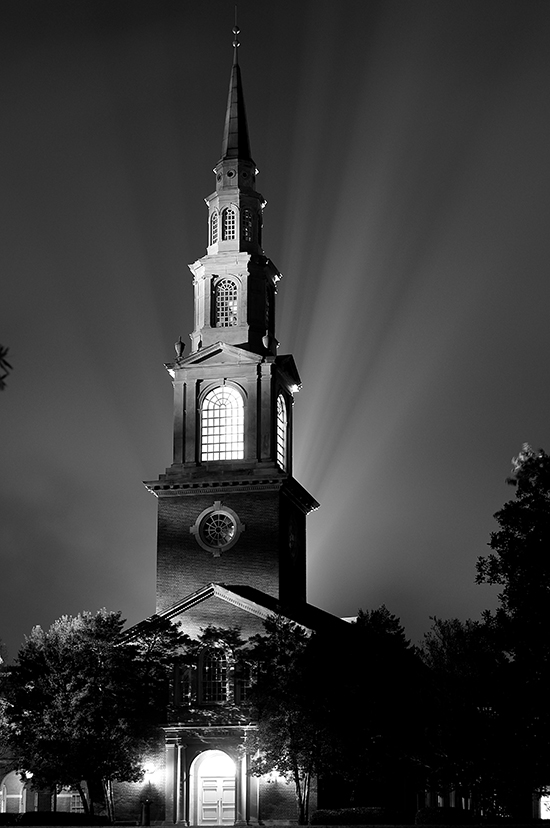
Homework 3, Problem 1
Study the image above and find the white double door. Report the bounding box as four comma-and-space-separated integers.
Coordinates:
199, 775, 235, 825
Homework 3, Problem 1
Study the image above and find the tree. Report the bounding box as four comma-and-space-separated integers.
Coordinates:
247, 617, 329, 824
477, 444, 550, 652
348, 607, 427, 813
172, 624, 253, 726
1, 609, 188, 818
248, 609, 424, 822
475, 444, 550, 816
419, 616, 512, 817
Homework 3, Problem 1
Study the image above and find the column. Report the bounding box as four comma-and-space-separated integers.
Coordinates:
173, 382, 185, 464
165, 741, 177, 824
177, 742, 188, 825
235, 754, 246, 826
258, 362, 272, 461
185, 380, 197, 463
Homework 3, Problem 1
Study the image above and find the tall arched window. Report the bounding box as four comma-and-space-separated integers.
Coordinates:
201, 386, 244, 461
210, 211, 219, 245
276, 394, 288, 470
221, 208, 236, 240
215, 279, 238, 327
241, 208, 253, 243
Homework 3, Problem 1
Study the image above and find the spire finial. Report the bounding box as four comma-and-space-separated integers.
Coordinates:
232, 6, 240, 65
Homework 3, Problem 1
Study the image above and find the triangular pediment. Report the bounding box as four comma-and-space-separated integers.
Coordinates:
166, 342, 263, 373
122, 584, 352, 642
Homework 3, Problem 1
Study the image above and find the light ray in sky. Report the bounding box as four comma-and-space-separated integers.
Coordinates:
1, 1, 550, 658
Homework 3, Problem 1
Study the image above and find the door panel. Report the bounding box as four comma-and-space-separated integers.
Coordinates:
221, 777, 235, 823
199, 776, 235, 825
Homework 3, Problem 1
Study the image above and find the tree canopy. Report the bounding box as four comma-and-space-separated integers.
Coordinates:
475, 445, 550, 815
247, 616, 320, 824
247, 610, 425, 823
477, 444, 550, 650
419, 616, 512, 816
417, 445, 550, 819
1, 609, 188, 817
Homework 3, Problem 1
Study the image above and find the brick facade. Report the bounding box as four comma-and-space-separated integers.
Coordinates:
156, 486, 307, 612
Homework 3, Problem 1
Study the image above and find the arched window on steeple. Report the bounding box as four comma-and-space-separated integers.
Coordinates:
221, 207, 236, 241
276, 394, 288, 471
210, 211, 219, 245
241, 208, 253, 243
215, 279, 238, 327
201, 386, 244, 461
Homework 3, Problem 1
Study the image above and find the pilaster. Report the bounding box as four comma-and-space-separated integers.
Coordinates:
165, 741, 178, 824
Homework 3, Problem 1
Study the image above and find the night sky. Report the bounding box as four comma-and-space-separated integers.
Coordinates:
1, 0, 550, 661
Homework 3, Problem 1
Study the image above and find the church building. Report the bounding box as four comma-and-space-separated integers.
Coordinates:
0, 31, 353, 826
114, 33, 351, 826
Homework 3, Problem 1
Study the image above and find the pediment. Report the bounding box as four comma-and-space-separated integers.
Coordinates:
122, 583, 352, 643
158, 583, 276, 624
166, 342, 262, 373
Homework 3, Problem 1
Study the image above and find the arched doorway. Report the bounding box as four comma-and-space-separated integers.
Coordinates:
189, 750, 236, 826
0, 771, 26, 814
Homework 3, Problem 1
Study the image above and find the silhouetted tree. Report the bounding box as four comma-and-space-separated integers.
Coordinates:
1, 610, 188, 818
477, 444, 550, 649
248, 617, 324, 824
475, 444, 550, 816
419, 616, 512, 817
248, 610, 425, 821
348, 606, 427, 812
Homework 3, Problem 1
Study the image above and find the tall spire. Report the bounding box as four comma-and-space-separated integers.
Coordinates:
220, 19, 253, 163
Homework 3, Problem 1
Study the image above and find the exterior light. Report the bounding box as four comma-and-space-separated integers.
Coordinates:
142, 763, 157, 782
265, 770, 286, 784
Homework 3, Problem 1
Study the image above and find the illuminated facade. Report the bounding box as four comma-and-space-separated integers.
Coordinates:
134, 40, 344, 827
0, 37, 347, 827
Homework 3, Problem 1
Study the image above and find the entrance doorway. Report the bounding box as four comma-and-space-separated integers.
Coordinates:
190, 750, 236, 826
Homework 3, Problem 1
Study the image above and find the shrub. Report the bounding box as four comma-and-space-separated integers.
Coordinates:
17, 815, 109, 825
311, 806, 398, 824
415, 807, 477, 825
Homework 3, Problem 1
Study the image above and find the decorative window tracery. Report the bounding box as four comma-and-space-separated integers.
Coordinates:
222, 208, 236, 241
210, 212, 219, 245
276, 394, 288, 471
215, 279, 238, 327
201, 386, 244, 461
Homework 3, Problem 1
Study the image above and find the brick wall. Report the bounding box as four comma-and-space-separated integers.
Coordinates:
259, 776, 298, 822
156, 489, 284, 610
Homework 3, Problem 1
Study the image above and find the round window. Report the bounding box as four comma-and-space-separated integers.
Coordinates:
200, 511, 236, 548
190, 501, 244, 556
